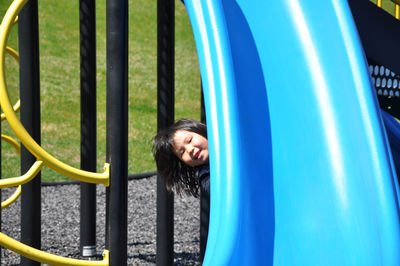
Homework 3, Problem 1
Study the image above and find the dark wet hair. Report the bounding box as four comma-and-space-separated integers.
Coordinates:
152, 119, 207, 197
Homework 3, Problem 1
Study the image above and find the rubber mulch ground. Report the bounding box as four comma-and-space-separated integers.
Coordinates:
1, 175, 201, 265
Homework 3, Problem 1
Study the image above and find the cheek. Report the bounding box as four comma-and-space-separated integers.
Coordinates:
203, 145, 209, 154
182, 155, 193, 165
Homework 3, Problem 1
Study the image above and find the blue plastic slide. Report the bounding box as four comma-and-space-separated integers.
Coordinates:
382, 111, 400, 180
184, 0, 400, 264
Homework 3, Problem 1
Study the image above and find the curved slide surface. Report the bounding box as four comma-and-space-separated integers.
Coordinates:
184, 0, 400, 265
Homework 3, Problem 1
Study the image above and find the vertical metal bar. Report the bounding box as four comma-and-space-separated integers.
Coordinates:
106, 0, 129, 264
200, 189, 210, 262
396, 4, 399, 19
199, 86, 209, 263
18, 0, 41, 265
201, 84, 206, 124
377, 0, 382, 7
0, 97, 2, 265
156, 0, 175, 264
79, 0, 97, 257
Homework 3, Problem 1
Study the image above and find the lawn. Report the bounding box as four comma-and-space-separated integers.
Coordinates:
0, 0, 201, 182
1, 0, 398, 182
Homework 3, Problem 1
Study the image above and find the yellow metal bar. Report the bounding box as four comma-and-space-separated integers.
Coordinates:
0, 99, 20, 121
0, 160, 43, 188
0, 0, 109, 186
1, 134, 22, 208
396, 4, 400, 18
1, 134, 21, 154
5, 46, 18, 61
1, 46, 20, 121
2, 185, 21, 208
377, 0, 382, 7
0, 231, 109, 265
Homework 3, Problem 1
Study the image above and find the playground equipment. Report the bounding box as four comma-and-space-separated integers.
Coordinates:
0, 0, 111, 264
0, 45, 23, 209
349, 0, 400, 117
3, 0, 400, 265
0, 0, 188, 264
183, 0, 400, 264
0, 0, 118, 264
1, 0, 170, 264
1, 135, 22, 209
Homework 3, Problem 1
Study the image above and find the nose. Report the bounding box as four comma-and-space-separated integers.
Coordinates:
186, 145, 194, 156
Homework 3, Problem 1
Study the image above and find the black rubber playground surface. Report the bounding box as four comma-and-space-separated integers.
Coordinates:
1, 175, 201, 265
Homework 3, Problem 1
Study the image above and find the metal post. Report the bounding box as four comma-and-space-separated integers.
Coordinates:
201, 86, 206, 123
105, 0, 129, 264
199, 86, 209, 262
18, 0, 41, 265
79, 0, 97, 257
156, 0, 175, 264
0, 98, 2, 264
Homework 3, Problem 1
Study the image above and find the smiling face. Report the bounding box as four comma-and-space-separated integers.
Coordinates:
172, 130, 209, 167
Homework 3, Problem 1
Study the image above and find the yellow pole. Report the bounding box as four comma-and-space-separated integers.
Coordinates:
1, 134, 21, 154
1, 46, 21, 121
1, 185, 21, 208
0, 231, 109, 265
0, 0, 109, 186
0, 161, 43, 188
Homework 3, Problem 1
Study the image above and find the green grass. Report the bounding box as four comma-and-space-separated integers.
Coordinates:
0, 0, 200, 182
1, 0, 399, 182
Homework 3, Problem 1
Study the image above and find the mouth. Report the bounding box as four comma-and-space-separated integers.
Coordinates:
194, 149, 201, 160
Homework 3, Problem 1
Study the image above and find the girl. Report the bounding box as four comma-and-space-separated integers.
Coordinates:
153, 118, 210, 261
152, 118, 210, 197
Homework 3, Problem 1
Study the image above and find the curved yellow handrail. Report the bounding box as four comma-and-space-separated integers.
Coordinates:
5, 46, 18, 61
1, 134, 21, 153
2, 185, 21, 208
0, 160, 43, 188
1, 134, 22, 208
0, 0, 109, 186
1, 46, 21, 121
0, 135, 42, 188
1, 99, 19, 120
0, 231, 109, 265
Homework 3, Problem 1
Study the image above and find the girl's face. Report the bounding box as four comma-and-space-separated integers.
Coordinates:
172, 130, 209, 167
